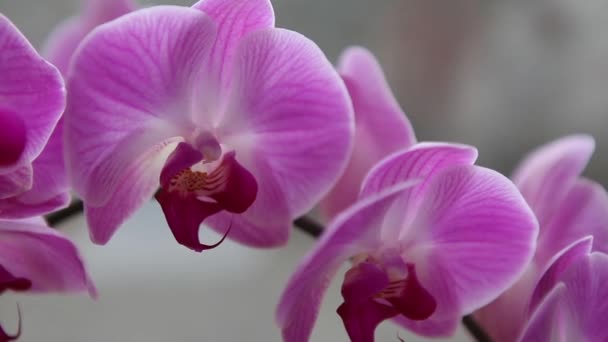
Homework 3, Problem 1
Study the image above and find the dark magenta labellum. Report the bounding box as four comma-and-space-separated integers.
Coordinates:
156, 142, 257, 252
0, 265, 31, 294
337, 261, 436, 342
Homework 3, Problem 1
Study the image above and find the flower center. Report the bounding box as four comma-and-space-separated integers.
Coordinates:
336, 254, 437, 341
168, 165, 228, 197
155, 140, 258, 252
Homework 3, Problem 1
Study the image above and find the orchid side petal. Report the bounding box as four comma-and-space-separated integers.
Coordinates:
65, 6, 217, 208
536, 179, 608, 266
520, 253, 608, 341
518, 284, 570, 342
84, 0, 136, 21
0, 165, 32, 200
0, 219, 95, 296
359, 143, 478, 240
209, 28, 353, 246
529, 236, 593, 313
400, 166, 538, 336
474, 266, 540, 342
85, 138, 180, 244
477, 238, 592, 341
512, 134, 594, 224
361, 143, 478, 199
319, 47, 416, 220
276, 181, 417, 342
0, 15, 64, 171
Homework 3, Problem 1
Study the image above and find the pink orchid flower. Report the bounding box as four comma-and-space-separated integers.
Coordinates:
64, 0, 354, 251
475, 135, 608, 342
0, 16, 95, 340
43, 0, 136, 75
318, 47, 415, 221
519, 238, 608, 341
0, 14, 68, 217
0, 218, 96, 341
277, 143, 538, 342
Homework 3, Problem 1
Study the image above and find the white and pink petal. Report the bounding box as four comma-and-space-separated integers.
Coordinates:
399, 166, 538, 336
512, 135, 594, 224
212, 28, 354, 246
0, 219, 95, 296
520, 252, 608, 341
319, 47, 416, 220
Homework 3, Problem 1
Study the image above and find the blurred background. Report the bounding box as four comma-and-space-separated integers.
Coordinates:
1, 0, 607, 341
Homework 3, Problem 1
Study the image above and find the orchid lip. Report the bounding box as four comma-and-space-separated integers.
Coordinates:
156, 141, 258, 252
0, 265, 32, 295
337, 253, 437, 341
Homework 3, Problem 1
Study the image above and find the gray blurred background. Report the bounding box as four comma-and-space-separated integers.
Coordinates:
1, 0, 607, 341
4, 0, 608, 180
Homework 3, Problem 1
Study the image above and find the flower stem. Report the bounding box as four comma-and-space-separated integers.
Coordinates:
45, 199, 84, 226
44, 202, 492, 342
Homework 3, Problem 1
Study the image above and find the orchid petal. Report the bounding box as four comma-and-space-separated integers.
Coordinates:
65, 7, 218, 242
359, 143, 478, 240
0, 122, 70, 218
529, 236, 593, 312
85, 137, 179, 244
475, 186, 608, 342
399, 166, 538, 336
518, 284, 570, 342
536, 179, 608, 266
0, 15, 64, 171
474, 266, 539, 342
476, 238, 591, 341
361, 143, 478, 199
512, 135, 594, 224
208, 28, 353, 246
276, 181, 417, 342
0, 165, 31, 200
43, 0, 136, 75
520, 253, 608, 342
192, 0, 274, 107
83, 0, 136, 25
0, 219, 95, 296
319, 47, 416, 220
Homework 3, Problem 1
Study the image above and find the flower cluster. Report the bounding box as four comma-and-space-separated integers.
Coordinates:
1, 0, 607, 341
